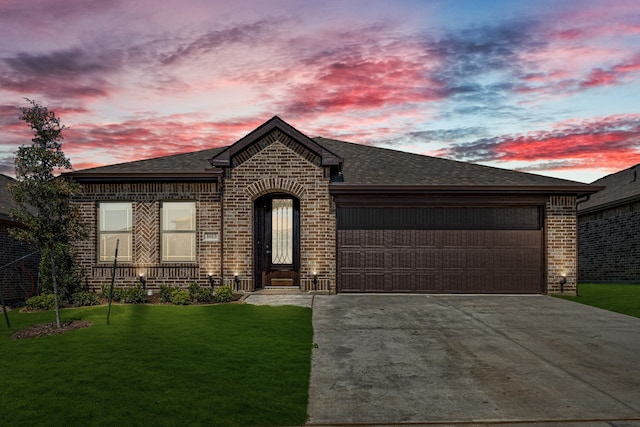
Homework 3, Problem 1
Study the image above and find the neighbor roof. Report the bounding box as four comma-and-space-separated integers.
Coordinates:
578, 164, 640, 214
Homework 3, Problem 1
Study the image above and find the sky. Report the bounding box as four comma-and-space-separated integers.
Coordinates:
1, 0, 639, 184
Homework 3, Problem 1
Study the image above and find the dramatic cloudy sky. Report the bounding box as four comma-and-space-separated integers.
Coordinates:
1, 0, 639, 183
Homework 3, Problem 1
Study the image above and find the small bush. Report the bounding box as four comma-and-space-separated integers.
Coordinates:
121, 285, 148, 304
72, 291, 101, 307
25, 293, 55, 311
188, 282, 199, 298
195, 287, 212, 303
171, 289, 190, 305
101, 284, 122, 302
214, 285, 234, 303
189, 282, 212, 303
159, 285, 176, 303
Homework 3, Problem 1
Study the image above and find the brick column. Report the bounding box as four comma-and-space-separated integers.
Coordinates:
546, 196, 577, 294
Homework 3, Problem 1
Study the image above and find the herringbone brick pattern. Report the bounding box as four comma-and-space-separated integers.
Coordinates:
135, 201, 158, 266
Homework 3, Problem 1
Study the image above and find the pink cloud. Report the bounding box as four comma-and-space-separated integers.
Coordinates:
61, 114, 267, 168
438, 114, 640, 174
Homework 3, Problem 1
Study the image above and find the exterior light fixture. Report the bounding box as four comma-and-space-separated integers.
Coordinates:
208, 273, 215, 288
139, 274, 147, 290
559, 276, 567, 293
234, 274, 240, 290
313, 273, 318, 290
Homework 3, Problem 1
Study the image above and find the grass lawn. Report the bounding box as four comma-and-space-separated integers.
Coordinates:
0, 303, 313, 427
555, 283, 640, 318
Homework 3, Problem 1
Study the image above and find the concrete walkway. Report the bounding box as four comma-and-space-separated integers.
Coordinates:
306, 295, 640, 426
244, 292, 315, 308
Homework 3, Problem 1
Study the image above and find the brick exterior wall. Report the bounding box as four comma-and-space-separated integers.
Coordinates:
578, 200, 640, 282
71, 139, 577, 296
0, 223, 40, 302
73, 137, 336, 293
74, 182, 221, 292
222, 140, 336, 292
546, 196, 578, 294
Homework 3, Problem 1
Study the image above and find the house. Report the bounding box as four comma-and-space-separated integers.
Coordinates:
578, 164, 640, 283
0, 174, 39, 302
65, 116, 600, 295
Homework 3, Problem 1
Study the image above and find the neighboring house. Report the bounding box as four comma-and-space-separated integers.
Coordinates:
578, 164, 640, 283
65, 117, 600, 295
0, 174, 39, 302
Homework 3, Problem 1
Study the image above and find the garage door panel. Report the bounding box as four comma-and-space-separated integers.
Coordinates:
391, 251, 414, 269
466, 251, 491, 268
338, 273, 360, 292
363, 230, 385, 247
390, 273, 415, 292
338, 228, 543, 293
415, 273, 441, 292
415, 250, 441, 268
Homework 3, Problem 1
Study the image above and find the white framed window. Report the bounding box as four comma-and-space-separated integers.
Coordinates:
98, 202, 132, 262
161, 201, 196, 262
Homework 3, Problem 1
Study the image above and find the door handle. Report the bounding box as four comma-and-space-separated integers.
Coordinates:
266, 250, 271, 254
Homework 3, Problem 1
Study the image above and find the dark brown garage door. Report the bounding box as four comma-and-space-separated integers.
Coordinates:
337, 207, 543, 294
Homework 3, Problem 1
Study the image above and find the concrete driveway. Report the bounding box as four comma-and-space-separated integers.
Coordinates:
306, 295, 640, 426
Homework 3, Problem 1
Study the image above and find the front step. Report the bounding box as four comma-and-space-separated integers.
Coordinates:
254, 287, 304, 295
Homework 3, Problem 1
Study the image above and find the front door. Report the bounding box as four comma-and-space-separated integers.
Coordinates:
254, 194, 300, 288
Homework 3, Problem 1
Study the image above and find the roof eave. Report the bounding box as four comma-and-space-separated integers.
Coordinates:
329, 184, 603, 197
65, 172, 220, 184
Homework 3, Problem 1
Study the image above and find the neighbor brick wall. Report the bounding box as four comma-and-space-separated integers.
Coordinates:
0, 223, 40, 302
578, 200, 640, 282
546, 196, 577, 294
222, 139, 336, 292
73, 182, 220, 292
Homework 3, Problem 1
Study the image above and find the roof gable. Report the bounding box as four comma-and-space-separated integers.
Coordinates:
209, 116, 341, 168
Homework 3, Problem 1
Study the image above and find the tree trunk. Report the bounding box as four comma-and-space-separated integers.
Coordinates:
49, 250, 62, 329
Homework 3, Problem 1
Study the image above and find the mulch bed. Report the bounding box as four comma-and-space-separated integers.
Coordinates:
11, 320, 92, 340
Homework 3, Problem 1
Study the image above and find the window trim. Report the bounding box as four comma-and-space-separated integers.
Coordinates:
160, 201, 197, 263
97, 201, 133, 263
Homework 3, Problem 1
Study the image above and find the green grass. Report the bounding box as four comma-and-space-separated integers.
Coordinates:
555, 283, 640, 318
0, 304, 313, 427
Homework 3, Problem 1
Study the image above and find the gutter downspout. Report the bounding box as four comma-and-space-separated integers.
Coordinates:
576, 194, 591, 207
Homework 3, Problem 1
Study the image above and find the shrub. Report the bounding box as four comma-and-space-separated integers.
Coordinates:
121, 285, 148, 304
195, 287, 212, 303
159, 285, 176, 303
189, 282, 212, 303
72, 291, 101, 307
214, 285, 234, 303
171, 289, 190, 305
25, 293, 55, 311
101, 284, 122, 302
188, 282, 199, 298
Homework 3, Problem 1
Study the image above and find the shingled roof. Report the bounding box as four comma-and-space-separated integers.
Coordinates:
316, 137, 590, 187
578, 164, 640, 214
66, 118, 597, 194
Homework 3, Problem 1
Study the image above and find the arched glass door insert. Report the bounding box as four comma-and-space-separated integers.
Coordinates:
254, 195, 300, 288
